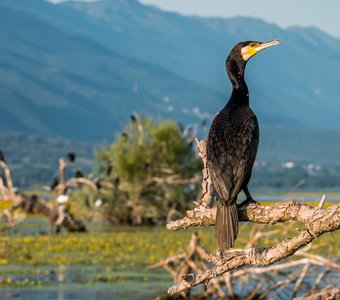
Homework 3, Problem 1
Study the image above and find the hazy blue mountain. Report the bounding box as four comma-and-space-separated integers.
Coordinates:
0, 4, 221, 141
1, 0, 340, 142
0, 131, 96, 187
58, 1, 340, 130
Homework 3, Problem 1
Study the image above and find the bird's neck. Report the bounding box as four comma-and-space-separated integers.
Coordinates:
227, 59, 249, 106
230, 85, 249, 107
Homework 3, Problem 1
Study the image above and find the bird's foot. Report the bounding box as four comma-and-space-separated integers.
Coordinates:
237, 198, 259, 209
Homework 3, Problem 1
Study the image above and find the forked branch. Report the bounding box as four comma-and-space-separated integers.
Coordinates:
168, 203, 339, 295
167, 139, 340, 296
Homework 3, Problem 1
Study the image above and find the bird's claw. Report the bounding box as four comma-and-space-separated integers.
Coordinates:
237, 198, 259, 209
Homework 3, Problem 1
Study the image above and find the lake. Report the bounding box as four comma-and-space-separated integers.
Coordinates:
0, 200, 339, 300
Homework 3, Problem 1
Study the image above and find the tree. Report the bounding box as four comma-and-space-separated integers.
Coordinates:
95, 116, 200, 224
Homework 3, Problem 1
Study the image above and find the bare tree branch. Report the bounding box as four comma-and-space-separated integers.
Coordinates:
291, 263, 310, 299
54, 177, 98, 194
166, 139, 340, 296
0, 209, 25, 228
297, 285, 340, 300
58, 158, 66, 186
0, 174, 10, 199
194, 139, 214, 208
0, 160, 15, 199
167, 201, 339, 230
167, 203, 339, 295
167, 140, 340, 295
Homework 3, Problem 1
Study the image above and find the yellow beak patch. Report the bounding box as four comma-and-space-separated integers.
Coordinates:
240, 45, 259, 61
240, 40, 280, 61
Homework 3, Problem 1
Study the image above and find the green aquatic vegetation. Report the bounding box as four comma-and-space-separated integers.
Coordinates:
2, 227, 193, 267
2, 223, 339, 267
0, 216, 338, 287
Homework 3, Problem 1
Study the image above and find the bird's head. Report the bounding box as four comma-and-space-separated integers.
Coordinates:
226, 40, 280, 90
233, 40, 280, 62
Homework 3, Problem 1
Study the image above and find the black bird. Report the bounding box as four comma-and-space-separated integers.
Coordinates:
50, 177, 59, 191
67, 152, 76, 163
130, 112, 139, 123
207, 40, 280, 250
75, 169, 84, 178
0, 150, 5, 162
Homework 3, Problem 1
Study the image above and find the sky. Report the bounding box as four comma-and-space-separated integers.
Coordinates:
48, 0, 340, 39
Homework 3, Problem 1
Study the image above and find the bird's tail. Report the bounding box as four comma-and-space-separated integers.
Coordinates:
215, 202, 239, 250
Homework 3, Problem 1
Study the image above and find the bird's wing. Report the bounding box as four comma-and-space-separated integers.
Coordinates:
236, 115, 259, 190
207, 112, 259, 202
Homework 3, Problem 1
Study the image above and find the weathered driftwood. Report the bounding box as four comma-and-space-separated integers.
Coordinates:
148, 232, 207, 282
194, 139, 214, 208
149, 232, 230, 299
53, 157, 98, 194
166, 139, 340, 296
297, 285, 340, 300
153, 224, 339, 298
0, 160, 15, 200
59, 158, 66, 186
54, 177, 98, 194
0, 174, 10, 199
0, 209, 25, 228
211, 234, 339, 296
167, 201, 339, 230
149, 233, 201, 298
2, 193, 86, 233
168, 201, 339, 295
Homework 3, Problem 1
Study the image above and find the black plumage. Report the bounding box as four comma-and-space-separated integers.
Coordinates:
67, 152, 76, 163
75, 169, 84, 178
0, 150, 5, 162
50, 177, 59, 190
130, 112, 139, 123
207, 40, 280, 250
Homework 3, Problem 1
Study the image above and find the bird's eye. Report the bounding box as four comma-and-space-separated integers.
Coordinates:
249, 42, 257, 47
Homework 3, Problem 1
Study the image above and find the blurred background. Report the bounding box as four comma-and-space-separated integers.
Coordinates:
0, 1, 339, 299
1, 0, 340, 190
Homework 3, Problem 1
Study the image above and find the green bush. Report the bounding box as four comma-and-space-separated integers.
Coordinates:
95, 116, 200, 224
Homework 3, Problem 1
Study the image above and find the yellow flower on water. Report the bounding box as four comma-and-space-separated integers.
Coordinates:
5, 277, 12, 284
0, 258, 8, 264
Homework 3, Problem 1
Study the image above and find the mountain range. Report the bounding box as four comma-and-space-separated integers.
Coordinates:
0, 0, 340, 161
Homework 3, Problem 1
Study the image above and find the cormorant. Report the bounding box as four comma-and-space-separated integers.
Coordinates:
121, 132, 128, 139
130, 112, 139, 123
67, 152, 76, 163
0, 150, 5, 162
50, 177, 59, 190
207, 40, 280, 250
75, 169, 84, 178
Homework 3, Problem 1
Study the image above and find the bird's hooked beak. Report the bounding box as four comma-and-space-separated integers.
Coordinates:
241, 40, 280, 61
254, 40, 280, 52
